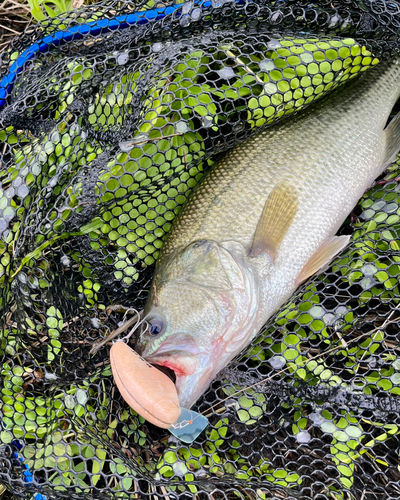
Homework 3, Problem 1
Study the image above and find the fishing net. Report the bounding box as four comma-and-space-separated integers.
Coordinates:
2, 0, 400, 498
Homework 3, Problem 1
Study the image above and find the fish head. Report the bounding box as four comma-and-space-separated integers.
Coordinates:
138, 239, 258, 408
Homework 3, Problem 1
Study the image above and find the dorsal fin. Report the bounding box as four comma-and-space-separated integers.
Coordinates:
249, 183, 298, 261
295, 235, 350, 287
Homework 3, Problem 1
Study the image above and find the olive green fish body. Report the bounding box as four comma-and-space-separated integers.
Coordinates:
140, 59, 400, 408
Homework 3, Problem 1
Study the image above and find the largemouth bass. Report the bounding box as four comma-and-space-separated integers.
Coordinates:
139, 58, 400, 409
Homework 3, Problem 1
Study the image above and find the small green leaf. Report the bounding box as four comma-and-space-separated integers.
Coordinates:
80, 218, 104, 234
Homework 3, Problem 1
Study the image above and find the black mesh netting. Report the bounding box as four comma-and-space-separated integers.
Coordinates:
3, 1, 400, 499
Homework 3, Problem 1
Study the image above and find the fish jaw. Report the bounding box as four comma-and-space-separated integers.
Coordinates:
144, 328, 257, 408
143, 335, 215, 408
146, 350, 218, 409
147, 350, 198, 377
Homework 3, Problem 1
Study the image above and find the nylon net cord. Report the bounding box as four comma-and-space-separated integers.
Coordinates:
2, 1, 400, 499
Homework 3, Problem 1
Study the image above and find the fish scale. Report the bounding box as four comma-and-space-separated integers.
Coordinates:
140, 57, 400, 409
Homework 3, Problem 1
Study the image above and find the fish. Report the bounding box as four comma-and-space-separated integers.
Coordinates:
138, 57, 400, 409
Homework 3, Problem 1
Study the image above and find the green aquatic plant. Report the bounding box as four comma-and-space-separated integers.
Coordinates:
0, 30, 395, 497
27, 0, 76, 22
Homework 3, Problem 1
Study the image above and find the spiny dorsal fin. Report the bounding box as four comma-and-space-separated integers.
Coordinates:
249, 183, 298, 261
295, 234, 350, 287
383, 112, 400, 168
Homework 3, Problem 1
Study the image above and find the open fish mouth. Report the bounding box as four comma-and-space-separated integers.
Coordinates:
146, 350, 198, 379
141, 334, 200, 387
140, 334, 216, 407
151, 363, 177, 384
146, 350, 216, 408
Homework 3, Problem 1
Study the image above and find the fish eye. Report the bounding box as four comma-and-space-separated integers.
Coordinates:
148, 316, 164, 336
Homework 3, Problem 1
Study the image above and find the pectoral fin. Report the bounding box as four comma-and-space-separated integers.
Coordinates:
383, 112, 400, 168
249, 183, 298, 261
296, 235, 350, 287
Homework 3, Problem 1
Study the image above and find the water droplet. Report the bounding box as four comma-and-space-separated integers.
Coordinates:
181, 2, 193, 15
360, 277, 375, 290
321, 421, 338, 434
76, 389, 89, 405
91, 318, 100, 329
308, 411, 325, 426
5, 187, 14, 199
17, 272, 28, 284
267, 39, 281, 49
335, 305, 347, 316
172, 461, 188, 477
384, 202, 397, 213
259, 59, 275, 72
13, 176, 22, 188
17, 184, 29, 198
296, 430, 311, 444
269, 356, 286, 369
3, 207, 15, 222
65, 395, 76, 409
217, 67, 236, 80
176, 121, 188, 133
191, 8, 201, 20
113, 83, 123, 94
201, 116, 213, 128
361, 264, 377, 276
264, 82, 277, 94
361, 208, 375, 220
61, 255, 70, 267
371, 200, 386, 211
323, 313, 335, 326
180, 15, 191, 27
393, 358, 400, 371
329, 13, 340, 28
309, 306, 324, 318
70, 123, 81, 136
50, 131, 60, 143
117, 52, 129, 65
152, 42, 163, 53
391, 373, 400, 385
48, 176, 58, 188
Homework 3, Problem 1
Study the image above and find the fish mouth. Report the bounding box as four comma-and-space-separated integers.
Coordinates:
142, 335, 214, 407
146, 350, 198, 378
141, 334, 200, 382
151, 363, 177, 384
146, 350, 216, 409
